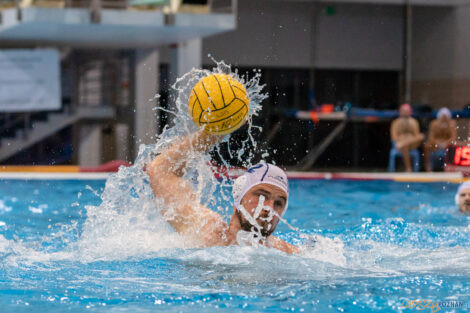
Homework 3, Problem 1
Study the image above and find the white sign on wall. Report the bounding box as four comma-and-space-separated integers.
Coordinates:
0, 49, 61, 112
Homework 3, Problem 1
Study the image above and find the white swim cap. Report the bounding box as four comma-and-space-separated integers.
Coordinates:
437, 107, 452, 119
232, 162, 289, 216
455, 181, 470, 205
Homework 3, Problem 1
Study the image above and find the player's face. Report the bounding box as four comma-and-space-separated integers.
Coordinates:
440, 114, 450, 122
238, 183, 287, 237
399, 106, 411, 117
458, 188, 470, 213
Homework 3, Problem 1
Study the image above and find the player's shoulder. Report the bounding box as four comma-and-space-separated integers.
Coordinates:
410, 117, 420, 126
268, 236, 299, 254
197, 208, 227, 246
429, 119, 439, 127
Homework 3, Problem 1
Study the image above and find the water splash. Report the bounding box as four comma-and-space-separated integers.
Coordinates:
71, 60, 270, 261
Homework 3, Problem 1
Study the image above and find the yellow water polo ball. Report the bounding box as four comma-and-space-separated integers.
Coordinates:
188, 74, 249, 135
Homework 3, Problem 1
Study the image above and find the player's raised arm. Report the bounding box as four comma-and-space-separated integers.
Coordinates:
147, 73, 251, 242
148, 130, 220, 178
146, 130, 222, 233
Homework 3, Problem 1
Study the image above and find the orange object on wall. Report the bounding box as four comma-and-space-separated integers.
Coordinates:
321, 104, 334, 113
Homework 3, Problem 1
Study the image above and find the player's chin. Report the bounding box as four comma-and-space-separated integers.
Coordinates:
259, 221, 278, 236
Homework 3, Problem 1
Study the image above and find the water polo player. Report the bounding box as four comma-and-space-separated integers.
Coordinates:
146, 129, 299, 254
455, 181, 470, 214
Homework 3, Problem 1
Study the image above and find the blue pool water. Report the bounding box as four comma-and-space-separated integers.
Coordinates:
0, 178, 469, 312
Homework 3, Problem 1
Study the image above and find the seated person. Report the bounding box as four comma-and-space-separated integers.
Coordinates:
455, 181, 470, 214
424, 107, 457, 172
390, 103, 425, 172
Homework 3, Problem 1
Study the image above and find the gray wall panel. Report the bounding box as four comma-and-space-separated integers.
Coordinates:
203, 1, 404, 70
315, 4, 404, 70
412, 7, 456, 80
203, 0, 313, 68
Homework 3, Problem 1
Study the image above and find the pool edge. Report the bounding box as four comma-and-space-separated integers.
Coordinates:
0, 171, 464, 182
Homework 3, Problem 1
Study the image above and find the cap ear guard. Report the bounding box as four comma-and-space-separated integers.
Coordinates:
232, 175, 247, 208
455, 192, 460, 206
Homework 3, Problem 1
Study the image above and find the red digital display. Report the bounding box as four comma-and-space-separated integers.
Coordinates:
451, 146, 470, 166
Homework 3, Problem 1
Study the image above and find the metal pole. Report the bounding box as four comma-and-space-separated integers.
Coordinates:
404, 0, 412, 103
309, 0, 317, 106
14, 0, 21, 21
23, 113, 30, 139
232, 0, 238, 23
307, 0, 317, 158
90, 0, 101, 23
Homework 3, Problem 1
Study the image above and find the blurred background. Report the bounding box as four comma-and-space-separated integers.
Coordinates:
1, 0, 470, 171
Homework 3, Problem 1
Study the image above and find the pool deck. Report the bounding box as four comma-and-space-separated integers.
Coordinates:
0, 165, 465, 182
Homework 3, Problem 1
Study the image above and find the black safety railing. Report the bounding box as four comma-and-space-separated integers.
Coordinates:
0, 113, 30, 139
